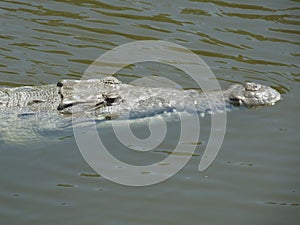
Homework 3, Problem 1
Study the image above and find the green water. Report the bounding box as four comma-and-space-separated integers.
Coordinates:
0, 0, 299, 224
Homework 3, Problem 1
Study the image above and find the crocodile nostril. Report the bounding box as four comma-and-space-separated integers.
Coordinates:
245, 82, 261, 91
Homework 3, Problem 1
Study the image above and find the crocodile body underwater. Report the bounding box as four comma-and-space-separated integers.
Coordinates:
0, 76, 281, 143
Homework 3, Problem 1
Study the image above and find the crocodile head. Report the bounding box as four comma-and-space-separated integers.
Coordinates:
228, 82, 281, 107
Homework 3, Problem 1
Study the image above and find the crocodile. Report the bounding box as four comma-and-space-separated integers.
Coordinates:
0, 76, 280, 143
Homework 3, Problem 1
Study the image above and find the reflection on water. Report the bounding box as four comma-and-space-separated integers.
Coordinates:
0, 0, 299, 224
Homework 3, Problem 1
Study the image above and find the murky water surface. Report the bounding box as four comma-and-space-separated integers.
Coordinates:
1, 0, 299, 224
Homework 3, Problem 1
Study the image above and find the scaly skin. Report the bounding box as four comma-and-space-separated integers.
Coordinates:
0, 77, 281, 143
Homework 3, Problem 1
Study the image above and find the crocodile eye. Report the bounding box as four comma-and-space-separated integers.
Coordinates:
102, 93, 122, 106
229, 96, 241, 106
229, 96, 239, 102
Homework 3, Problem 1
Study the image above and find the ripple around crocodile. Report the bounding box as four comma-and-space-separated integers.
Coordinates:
0, 76, 281, 143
